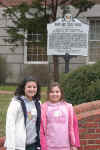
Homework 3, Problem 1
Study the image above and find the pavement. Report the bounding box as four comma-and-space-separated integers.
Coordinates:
0, 91, 14, 94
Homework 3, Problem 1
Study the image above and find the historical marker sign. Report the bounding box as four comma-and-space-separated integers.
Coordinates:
47, 14, 89, 56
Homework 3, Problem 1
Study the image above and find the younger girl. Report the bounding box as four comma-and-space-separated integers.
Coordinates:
5, 76, 41, 150
40, 82, 80, 150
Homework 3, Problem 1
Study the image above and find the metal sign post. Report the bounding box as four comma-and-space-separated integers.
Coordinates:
64, 53, 70, 73
63, 53, 77, 73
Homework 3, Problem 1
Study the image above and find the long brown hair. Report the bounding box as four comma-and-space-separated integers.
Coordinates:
47, 82, 65, 101
15, 76, 40, 100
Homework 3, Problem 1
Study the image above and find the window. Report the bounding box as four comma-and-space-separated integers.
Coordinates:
89, 20, 100, 40
88, 19, 100, 63
24, 32, 48, 64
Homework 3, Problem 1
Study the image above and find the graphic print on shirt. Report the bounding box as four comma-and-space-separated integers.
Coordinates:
27, 109, 37, 120
46, 103, 70, 148
25, 101, 37, 145
47, 106, 67, 123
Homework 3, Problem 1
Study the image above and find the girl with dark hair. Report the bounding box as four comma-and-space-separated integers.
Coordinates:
40, 82, 80, 150
5, 76, 41, 150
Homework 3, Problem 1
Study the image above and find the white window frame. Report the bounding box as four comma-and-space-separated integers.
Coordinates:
24, 31, 48, 64
87, 18, 100, 64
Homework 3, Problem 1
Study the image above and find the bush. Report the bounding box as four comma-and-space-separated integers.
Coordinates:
0, 56, 8, 84
60, 61, 100, 105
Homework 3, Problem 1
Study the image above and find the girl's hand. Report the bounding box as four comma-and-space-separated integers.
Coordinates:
70, 146, 78, 150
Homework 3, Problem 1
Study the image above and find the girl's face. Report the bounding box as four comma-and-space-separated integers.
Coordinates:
48, 86, 62, 103
24, 81, 37, 101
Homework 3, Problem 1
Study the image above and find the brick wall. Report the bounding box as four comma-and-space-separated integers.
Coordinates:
1, 100, 100, 150
74, 100, 100, 150
0, 137, 5, 150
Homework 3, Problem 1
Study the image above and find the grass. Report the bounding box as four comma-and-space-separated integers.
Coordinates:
0, 85, 16, 91
0, 86, 47, 137
0, 94, 13, 137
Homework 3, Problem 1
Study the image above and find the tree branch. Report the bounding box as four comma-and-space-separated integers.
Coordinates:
59, 0, 73, 5
54, 0, 58, 19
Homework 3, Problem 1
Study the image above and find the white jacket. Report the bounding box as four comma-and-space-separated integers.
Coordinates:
5, 97, 26, 150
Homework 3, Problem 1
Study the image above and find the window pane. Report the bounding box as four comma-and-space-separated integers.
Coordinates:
26, 32, 47, 63
89, 20, 100, 40
89, 41, 100, 62
89, 20, 96, 40
89, 19, 100, 62
96, 20, 100, 39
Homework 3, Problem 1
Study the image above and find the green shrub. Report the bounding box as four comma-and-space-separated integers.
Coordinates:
60, 61, 100, 105
0, 56, 8, 84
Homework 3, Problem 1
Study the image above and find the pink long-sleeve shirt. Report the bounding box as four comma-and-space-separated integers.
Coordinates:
40, 101, 80, 150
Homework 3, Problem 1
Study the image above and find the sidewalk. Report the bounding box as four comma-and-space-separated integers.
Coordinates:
0, 91, 14, 94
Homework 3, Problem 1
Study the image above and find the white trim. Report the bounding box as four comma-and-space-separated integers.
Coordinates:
24, 32, 48, 64
89, 40, 100, 41
87, 19, 100, 64
88, 62, 96, 64
24, 61, 48, 64
87, 61, 96, 65
86, 55, 95, 65
24, 31, 28, 63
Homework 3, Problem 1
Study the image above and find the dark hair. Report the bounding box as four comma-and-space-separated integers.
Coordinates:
15, 76, 40, 100
47, 82, 65, 101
